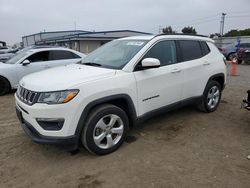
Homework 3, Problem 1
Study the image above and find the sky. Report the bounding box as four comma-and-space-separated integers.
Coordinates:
0, 0, 250, 45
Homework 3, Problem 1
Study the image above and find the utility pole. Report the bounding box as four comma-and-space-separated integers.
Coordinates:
74, 21, 76, 32
219, 13, 226, 47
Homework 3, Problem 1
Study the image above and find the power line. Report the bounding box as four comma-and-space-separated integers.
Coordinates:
171, 14, 220, 27
227, 14, 250, 18
227, 10, 250, 14
159, 11, 250, 33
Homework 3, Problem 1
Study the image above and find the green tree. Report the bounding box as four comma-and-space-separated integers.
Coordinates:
162, 26, 176, 34
181, 26, 197, 34
223, 28, 250, 37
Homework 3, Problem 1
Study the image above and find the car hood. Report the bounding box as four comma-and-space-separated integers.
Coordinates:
20, 64, 117, 92
0, 62, 13, 67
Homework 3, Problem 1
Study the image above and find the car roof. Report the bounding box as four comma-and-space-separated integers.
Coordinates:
28, 47, 71, 53
120, 34, 214, 43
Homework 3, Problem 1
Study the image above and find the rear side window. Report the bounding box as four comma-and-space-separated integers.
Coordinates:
51, 50, 80, 60
178, 40, 202, 61
240, 43, 250, 48
143, 40, 177, 66
200, 41, 210, 56
27, 51, 50, 62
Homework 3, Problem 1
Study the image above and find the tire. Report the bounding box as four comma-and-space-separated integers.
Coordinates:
81, 104, 129, 155
197, 80, 222, 113
0, 76, 10, 96
227, 53, 236, 61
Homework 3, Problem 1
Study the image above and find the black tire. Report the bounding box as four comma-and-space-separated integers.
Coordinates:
81, 104, 129, 155
227, 53, 236, 61
0, 76, 10, 96
197, 80, 222, 113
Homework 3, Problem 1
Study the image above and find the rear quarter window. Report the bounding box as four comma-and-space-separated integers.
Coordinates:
178, 40, 203, 61
200, 41, 210, 56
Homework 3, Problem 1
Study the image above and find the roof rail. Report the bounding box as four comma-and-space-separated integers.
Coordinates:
155, 33, 209, 38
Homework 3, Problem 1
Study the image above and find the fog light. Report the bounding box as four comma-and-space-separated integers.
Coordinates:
36, 118, 64, 131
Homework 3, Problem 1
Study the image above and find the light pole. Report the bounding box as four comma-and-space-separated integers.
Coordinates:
220, 13, 226, 47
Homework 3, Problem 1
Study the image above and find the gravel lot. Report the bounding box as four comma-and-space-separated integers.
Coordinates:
1, 65, 250, 188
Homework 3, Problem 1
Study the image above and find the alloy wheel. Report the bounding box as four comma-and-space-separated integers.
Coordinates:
93, 114, 124, 149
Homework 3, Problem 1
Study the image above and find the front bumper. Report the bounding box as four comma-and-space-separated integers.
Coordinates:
16, 107, 79, 150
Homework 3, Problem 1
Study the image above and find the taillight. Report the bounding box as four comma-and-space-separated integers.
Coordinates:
223, 57, 227, 65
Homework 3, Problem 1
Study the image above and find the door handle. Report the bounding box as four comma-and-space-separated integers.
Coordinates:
171, 68, 181, 73
203, 61, 210, 66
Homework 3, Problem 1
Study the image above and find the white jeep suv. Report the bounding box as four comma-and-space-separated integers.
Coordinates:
0, 47, 85, 95
15, 34, 226, 155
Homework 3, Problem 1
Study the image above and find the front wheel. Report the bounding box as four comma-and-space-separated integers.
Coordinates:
197, 80, 222, 113
81, 104, 129, 155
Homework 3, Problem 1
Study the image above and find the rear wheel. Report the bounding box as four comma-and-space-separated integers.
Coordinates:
197, 80, 222, 113
227, 53, 236, 61
0, 76, 10, 96
81, 104, 129, 155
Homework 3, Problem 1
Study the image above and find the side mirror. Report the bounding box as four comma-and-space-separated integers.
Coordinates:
22, 59, 30, 66
141, 58, 160, 69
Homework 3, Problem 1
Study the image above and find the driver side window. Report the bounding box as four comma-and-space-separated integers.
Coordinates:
27, 51, 50, 63
143, 40, 177, 66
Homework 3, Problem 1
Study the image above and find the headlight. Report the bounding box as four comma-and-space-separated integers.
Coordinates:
37, 90, 79, 104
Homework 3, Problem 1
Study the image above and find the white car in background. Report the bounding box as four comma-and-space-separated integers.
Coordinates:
0, 47, 85, 95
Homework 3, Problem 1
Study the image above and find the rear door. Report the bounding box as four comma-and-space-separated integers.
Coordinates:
49, 50, 82, 67
177, 40, 211, 100
134, 40, 183, 116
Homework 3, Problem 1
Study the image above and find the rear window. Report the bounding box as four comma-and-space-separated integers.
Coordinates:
178, 40, 203, 61
240, 43, 250, 48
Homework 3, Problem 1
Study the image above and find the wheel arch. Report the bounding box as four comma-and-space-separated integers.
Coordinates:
74, 94, 137, 139
203, 73, 225, 96
205, 73, 225, 92
0, 75, 12, 89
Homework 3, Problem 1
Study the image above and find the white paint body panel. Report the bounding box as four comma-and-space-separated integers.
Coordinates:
15, 35, 226, 138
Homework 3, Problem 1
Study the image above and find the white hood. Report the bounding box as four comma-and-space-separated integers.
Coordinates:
20, 64, 116, 92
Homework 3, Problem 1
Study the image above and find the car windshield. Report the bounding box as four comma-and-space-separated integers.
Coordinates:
81, 39, 148, 69
5, 51, 30, 64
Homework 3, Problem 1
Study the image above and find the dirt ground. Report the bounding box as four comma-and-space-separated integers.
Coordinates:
0, 65, 250, 188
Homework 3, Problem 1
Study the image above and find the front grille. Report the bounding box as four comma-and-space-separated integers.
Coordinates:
17, 86, 39, 105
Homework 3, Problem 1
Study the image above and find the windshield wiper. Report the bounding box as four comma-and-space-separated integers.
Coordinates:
80, 62, 102, 67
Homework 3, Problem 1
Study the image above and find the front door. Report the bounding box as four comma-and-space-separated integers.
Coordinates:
134, 40, 183, 116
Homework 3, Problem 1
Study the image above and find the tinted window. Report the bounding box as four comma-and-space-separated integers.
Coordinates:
143, 40, 177, 66
200, 41, 210, 56
240, 43, 246, 48
179, 40, 202, 61
240, 43, 250, 48
51, 50, 80, 60
27, 51, 50, 62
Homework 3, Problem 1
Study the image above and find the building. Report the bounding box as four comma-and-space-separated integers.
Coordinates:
22, 30, 89, 47
22, 30, 152, 54
213, 36, 250, 47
